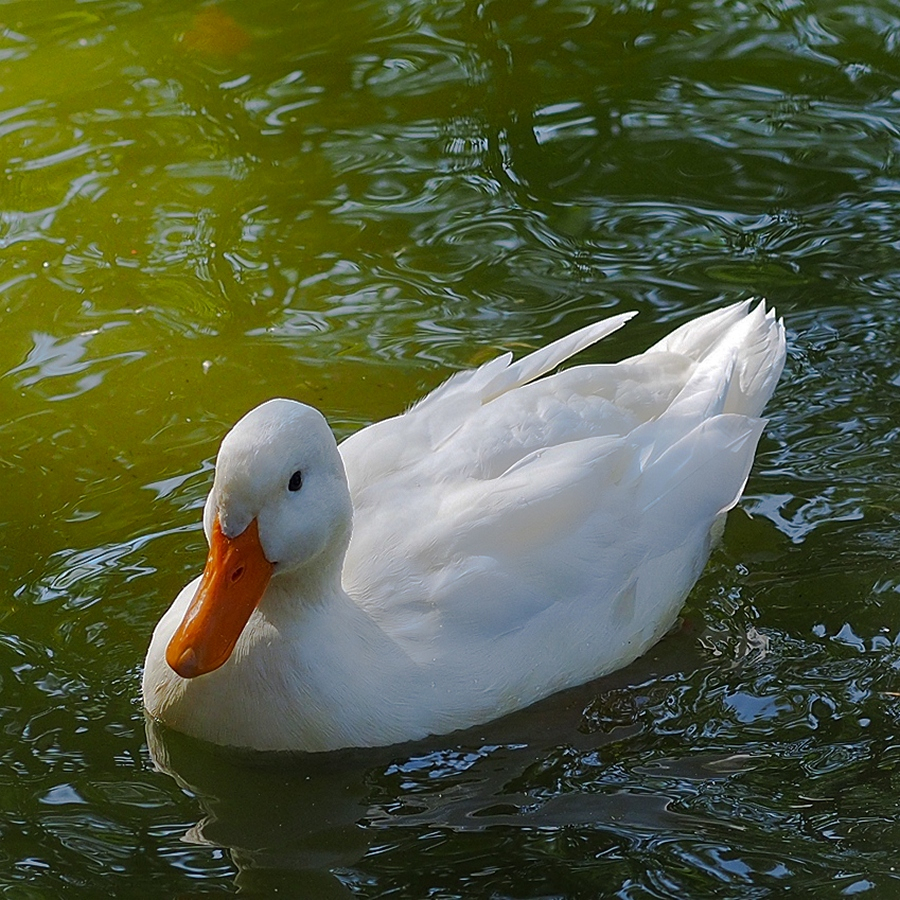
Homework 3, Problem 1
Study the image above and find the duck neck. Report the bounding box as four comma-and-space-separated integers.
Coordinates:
260, 541, 349, 625
235, 544, 415, 750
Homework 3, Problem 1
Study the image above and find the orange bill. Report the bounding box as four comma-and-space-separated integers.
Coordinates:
166, 517, 274, 678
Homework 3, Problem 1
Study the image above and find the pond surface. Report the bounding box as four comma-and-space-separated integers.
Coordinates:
2, 0, 900, 896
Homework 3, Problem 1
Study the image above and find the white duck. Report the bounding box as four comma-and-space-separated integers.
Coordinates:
143, 301, 785, 752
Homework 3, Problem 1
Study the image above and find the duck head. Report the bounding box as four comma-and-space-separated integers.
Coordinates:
166, 398, 353, 679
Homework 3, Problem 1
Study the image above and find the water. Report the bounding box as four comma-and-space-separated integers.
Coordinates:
2, 0, 900, 896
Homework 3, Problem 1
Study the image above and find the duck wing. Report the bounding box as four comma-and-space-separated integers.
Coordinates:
338, 302, 785, 693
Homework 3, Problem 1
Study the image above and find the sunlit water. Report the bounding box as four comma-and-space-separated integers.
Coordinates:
3, 0, 900, 896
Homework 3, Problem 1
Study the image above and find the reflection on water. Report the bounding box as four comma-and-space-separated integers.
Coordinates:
3, 0, 900, 896
146, 719, 371, 897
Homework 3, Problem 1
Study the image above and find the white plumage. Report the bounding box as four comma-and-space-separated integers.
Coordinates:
142, 300, 785, 752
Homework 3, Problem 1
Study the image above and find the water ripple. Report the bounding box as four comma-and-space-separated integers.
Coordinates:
3, 0, 900, 897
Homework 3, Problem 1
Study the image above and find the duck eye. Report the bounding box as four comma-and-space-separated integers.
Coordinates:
288, 470, 303, 492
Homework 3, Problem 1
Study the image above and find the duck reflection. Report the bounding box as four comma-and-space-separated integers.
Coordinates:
145, 716, 383, 895
144, 627, 741, 895
144, 673, 610, 892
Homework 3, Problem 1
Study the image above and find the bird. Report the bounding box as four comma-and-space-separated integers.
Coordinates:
142, 300, 785, 753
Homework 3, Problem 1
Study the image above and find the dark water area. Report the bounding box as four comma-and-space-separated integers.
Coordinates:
2, 0, 900, 896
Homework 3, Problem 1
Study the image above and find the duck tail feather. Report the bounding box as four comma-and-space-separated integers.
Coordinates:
479, 311, 637, 404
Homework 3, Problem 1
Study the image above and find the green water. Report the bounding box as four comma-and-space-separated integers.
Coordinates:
3, 0, 900, 895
